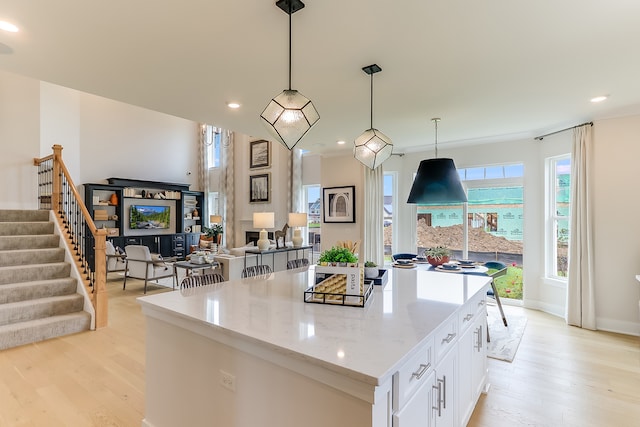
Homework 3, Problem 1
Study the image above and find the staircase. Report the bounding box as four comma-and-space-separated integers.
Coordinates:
0, 209, 91, 350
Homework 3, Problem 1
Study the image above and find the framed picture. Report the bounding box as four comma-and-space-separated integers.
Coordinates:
250, 173, 270, 203
250, 139, 271, 169
323, 185, 355, 223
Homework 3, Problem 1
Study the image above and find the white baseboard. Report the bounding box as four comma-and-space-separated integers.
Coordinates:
596, 317, 640, 337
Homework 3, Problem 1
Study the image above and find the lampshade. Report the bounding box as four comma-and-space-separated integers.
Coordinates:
253, 212, 275, 229
210, 215, 222, 224
260, 0, 319, 150
288, 212, 307, 227
354, 64, 393, 169
407, 118, 467, 205
407, 158, 467, 204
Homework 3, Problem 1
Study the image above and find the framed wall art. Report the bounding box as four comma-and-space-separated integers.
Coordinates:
250, 173, 270, 203
323, 185, 355, 223
250, 139, 271, 169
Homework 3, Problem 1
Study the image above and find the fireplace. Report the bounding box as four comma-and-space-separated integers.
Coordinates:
245, 231, 274, 246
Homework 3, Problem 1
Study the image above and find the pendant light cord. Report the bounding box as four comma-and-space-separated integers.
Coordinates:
370, 73, 374, 128
434, 118, 439, 158
288, 8, 292, 90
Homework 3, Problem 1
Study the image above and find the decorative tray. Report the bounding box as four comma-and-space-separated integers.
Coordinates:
304, 280, 373, 308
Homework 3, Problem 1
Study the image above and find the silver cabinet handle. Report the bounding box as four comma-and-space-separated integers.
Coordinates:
478, 300, 486, 306
442, 375, 447, 409
441, 332, 456, 344
463, 313, 474, 322
432, 378, 443, 417
411, 363, 431, 380
474, 325, 483, 351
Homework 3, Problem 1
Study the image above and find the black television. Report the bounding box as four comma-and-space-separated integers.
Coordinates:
129, 205, 170, 229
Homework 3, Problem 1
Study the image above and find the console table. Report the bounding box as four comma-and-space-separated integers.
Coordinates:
243, 245, 312, 270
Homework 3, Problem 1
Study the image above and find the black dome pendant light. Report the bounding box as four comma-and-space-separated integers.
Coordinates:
260, 0, 320, 150
407, 118, 467, 205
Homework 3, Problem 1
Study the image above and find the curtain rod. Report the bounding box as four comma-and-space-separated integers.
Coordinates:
534, 121, 593, 140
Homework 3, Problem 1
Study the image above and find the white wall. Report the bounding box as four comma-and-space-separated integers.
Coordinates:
0, 70, 40, 209
319, 155, 365, 252
592, 115, 640, 335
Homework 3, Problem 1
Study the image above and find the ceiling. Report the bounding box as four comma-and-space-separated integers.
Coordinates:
1, 1, 640, 154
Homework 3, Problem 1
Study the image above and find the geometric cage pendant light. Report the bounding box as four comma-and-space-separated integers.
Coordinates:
354, 64, 393, 169
407, 118, 467, 205
260, 0, 320, 151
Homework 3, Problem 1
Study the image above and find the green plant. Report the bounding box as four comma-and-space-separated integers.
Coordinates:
364, 261, 377, 267
203, 224, 223, 238
318, 246, 358, 264
424, 246, 451, 261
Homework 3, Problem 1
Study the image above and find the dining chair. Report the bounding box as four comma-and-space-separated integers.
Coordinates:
123, 245, 175, 293
392, 253, 417, 262
286, 258, 309, 270
180, 272, 225, 289
241, 264, 273, 278
484, 261, 508, 327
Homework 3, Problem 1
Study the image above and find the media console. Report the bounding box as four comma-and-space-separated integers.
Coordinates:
84, 178, 205, 267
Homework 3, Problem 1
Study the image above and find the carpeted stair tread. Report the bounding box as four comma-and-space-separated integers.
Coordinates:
0, 222, 54, 236
0, 247, 65, 267
0, 294, 85, 326
0, 312, 91, 350
0, 278, 77, 304
0, 210, 49, 222
0, 262, 71, 285
0, 235, 60, 250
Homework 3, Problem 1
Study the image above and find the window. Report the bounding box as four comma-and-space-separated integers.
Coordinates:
383, 173, 396, 262
304, 185, 321, 252
418, 163, 525, 300
205, 126, 221, 168
546, 155, 570, 280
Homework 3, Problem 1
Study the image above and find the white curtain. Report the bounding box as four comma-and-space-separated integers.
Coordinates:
566, 124, 596, 329
290, 148, 303, 213
363, 166, 384, 266
197, 124, 210, 196
220, 130, 235, 248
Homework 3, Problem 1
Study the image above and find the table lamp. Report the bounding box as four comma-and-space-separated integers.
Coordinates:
210, 215, 222, 224
288, 212, 307, 248
253, 212, 274, 251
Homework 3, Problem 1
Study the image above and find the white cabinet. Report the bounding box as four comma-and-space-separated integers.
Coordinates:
393, 369, 435, 426
432, 342, 457, 427
458, 292, 488, 426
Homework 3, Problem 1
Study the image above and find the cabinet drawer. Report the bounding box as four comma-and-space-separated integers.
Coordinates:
173, 241, 185, 249
434, 316, 458, 363
458, 290, 487, 333
393, 336, 434, 411
173, 234, 185, 242
173, 250, 185, 258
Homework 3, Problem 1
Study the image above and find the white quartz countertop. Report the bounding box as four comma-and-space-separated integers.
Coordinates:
138, 266, 490, 386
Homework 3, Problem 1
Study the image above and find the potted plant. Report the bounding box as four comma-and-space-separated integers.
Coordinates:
364, 261, 378, 279
424, 246, 451, 267
202, 224, 224, 246
318, 246, 358, 266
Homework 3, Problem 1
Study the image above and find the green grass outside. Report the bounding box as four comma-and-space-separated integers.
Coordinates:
488, 266, 523, 299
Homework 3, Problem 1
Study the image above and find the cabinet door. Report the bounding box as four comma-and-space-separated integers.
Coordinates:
393, 371, 434, 427
471, 315, 487, 398
458, 323, 475, 424
159, 235, 173, 257
432, 348, 456, 427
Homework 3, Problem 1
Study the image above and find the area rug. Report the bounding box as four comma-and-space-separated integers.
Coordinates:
486, 304, 527, 362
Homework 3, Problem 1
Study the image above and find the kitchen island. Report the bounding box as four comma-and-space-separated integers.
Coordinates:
138, 267, 491, 427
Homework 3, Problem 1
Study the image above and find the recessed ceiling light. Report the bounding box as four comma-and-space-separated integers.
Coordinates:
337, 140, 346, 145
590, 95, 608, 103
227, 102, 241, 109
0, 21, 18, 33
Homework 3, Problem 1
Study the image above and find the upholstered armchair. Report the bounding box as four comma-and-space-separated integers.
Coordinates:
123, 245, 175, 293
105, 241, 127, 277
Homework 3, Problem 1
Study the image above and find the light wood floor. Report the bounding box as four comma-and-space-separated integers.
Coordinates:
0, 277, 638, 426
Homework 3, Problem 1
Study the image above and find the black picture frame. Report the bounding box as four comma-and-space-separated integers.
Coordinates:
250, 173, 270, 203
323, 185, 355, 223
250, 139, 271, 169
